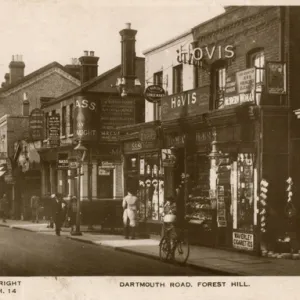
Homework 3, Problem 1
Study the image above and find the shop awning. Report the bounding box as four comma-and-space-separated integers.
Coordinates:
0, 170, 6, 177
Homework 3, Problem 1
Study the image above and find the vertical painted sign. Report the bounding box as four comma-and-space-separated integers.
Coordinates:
48, 114, 60, 147
74, 95, 98, 142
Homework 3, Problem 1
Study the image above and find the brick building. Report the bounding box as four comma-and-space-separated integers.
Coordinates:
37, 24, 145, 226
120, 6, 300, 254
0, 56, 81, 219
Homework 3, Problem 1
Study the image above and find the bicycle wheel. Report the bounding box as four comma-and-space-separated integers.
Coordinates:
173, 237, 190, 265
159, 237, 171, 261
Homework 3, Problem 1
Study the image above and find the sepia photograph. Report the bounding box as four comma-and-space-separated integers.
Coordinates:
0, 1, 299, 289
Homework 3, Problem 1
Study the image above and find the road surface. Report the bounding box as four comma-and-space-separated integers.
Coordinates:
0, 227, 215, 276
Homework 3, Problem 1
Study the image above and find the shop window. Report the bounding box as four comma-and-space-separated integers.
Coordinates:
186, 155, 212, 226
137, 152, 164, 223
247, 48, 265, 105
69, 104, 74, 135
62, 106, 66, 136
153, 71, 163, 121
210, 60, 227, 109
173, 64, 183, 94
235, 153, 255, 232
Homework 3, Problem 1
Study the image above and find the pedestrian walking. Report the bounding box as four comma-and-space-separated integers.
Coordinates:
122, 188, 138, 240
0, 194, 9, 223
30, 195, 40, 223
67, 196, 77, 233
51, 194, 66, 236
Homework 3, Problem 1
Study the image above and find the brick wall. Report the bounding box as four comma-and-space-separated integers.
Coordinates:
194, 6, 281, 88
1, 72, 79, 117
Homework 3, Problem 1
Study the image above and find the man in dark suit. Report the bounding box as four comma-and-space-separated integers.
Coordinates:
51, 194, 66, 236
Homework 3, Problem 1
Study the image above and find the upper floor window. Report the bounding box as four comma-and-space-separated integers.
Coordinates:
62, 106, 66, 136
173, 65, 183, 94
153, 71, 163, 121
69, 104, 74, 135
247, 48, 265, 104
210, 60, 227, 109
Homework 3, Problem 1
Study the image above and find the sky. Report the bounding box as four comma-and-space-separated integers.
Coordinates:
0, 0, 226, 80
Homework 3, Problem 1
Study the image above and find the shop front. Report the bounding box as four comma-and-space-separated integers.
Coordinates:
160, 85, 259, 252
120, 122, 164, 234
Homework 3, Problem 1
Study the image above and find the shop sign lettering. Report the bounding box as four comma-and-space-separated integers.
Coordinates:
176, 44, 235, 66
140, 128, 157, 142
57, 153, 69, 170
161, 86, 210, 121
222, 74, 255, 108
29, 108, 44, 141
236, 68, 255, 94
74, 96, 98, 142
232, 232, 254, 251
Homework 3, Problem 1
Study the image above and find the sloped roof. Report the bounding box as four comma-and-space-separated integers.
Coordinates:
0, 61, 80, 94
43, 56, 145, 107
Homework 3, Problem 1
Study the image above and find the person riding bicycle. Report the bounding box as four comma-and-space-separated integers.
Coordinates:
161, 196, 177, 239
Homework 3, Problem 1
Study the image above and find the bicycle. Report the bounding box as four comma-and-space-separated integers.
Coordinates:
159, 224, 190, 265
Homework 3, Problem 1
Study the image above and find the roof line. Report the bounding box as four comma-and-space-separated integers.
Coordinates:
143, 29, 192, 55
0, 61, 79, 94
43, 56, 145, 107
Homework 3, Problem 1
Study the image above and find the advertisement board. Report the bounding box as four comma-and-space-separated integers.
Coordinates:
57, 153, 69, 170
29, 108, 44, 141
99, 96, 135, 142
232, 232, 254, 251
48, 114, 60, 147
236, 68, 255, 94
74, 95, 98, 142
266, 61, 286, 94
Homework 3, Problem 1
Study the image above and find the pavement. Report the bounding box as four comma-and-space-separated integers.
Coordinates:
1, 219, 300, 275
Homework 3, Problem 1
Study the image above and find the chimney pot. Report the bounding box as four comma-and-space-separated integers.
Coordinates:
84, 50, 89, 56
126, 23, 131, 29
90, 51, 95, 57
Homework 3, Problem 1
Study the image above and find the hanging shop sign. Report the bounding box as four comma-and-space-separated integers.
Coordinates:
29, 108, 44, 141
144, 85, 165, 103
99, 96, 135, 142
266, 61, 286, 94
68, 157, 79, 169
232, 232, 254, 251
236, 68, 256, 94
48, 114, 60, 147
74, 95, 98, 142
161, 86, 210, 121
57, 153, 69, 170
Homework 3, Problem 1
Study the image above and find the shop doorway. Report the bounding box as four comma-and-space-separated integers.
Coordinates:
97, 168, 113, 199
216, 157, 233, 248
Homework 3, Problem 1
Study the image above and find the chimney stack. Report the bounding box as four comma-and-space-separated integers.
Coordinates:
78, 50, 99, 84
9, 55, 25, 84
119, 23, 137, 88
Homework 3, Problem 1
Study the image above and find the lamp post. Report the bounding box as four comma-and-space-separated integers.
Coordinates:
71, 140, 87, 236
87, 146, 94, 230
